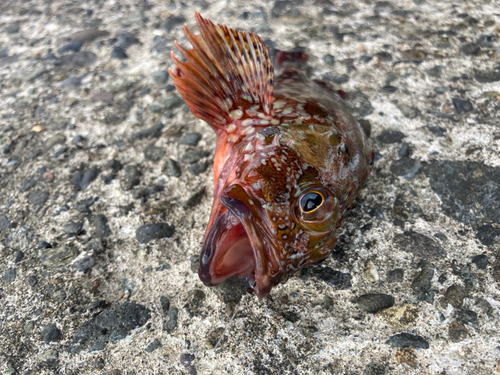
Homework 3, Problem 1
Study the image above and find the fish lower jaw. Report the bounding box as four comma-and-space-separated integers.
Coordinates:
198, 210, 273, 299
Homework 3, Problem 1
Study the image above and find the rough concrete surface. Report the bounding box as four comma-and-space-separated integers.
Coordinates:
0, 0, 499, 374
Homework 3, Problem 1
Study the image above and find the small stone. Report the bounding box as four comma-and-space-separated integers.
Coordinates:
144, 145, 166, 161
164, 307, 178, 332
322, 74, 349, 84
323, 53, 335, 66
180, 353, 195, 367
2, 367, 16, 375
397, 104, 419, 119
106, 159, 123, 172
476, 34, 495, 48
14, 251, 24, 263
111, 46, 128, 59
160, 296, 170, 313
73, 167, 100, 191
188, 162, 209, 176
6, 22, 20, 34
387, 268, 404, 283
39, 245, 78, 267
385, 333, 429, 349
92, 91, 115, 103
144, 339, 162, 353
426, 65, 443, 78
471, 254, 488, 269
40, 323, 62, 343
75, 197, 97, 213
474, 69, 500, 83
60, 51, 97, 67
151, 70, 169, 85
363, 362, 386, 375
123, 165, 141, 190
398, 142, 411, 158
4, 269, 16, 283
460, 43, 480, 56
28, 190, 49, 206
184, 289, 206, 316
452, 98, 473, 114
448, 322, 468, 342
475, 224, 498, 246
27, 276, 38, 287
62, 221, 84, 236
85, 238, 105, 255
312, 267, 352, 289
57, 41, 83, 54
368, 207, 384, 219
380, 85, 397, 93
160, 16, 186, 31
455, 309, 478, 326
411, 261, 434, 292
179, 133, 202, 146
43, 134, 66, 152
390, 158, 421, 180
181, 150, 209, 165
376, 130, 405, 144
354, 293, 395, 313
73, 256, 95, 271
163, 158, 182, 177
69, 302, 151, 353
136, 223, 175, 244
21, 178, 37, 191
70, 28, 110, 43
130, 123, 164, 140
63, 77, 84, 89
374, 51, 392, 61
394, 231, 445, 259
475, 298, 493, 315
441, 284, 467, 308
91, 214, 111, 238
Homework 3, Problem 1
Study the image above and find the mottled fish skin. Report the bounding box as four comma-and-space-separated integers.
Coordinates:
170, 13, 373, 299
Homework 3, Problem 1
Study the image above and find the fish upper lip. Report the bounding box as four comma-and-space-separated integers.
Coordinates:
198, 184, 277, 299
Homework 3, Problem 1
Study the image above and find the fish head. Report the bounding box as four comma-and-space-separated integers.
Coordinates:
199, 126, 342, 299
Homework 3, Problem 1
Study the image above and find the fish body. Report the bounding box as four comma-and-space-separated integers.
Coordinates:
170, 13, 373, 299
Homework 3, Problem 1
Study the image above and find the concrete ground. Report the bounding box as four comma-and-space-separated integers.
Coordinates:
0, 0, 499, 374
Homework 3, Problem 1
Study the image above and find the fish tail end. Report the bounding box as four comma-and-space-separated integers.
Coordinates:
275, 48, 308, 70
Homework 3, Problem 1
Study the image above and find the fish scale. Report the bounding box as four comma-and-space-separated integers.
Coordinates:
170, 12, 373, 299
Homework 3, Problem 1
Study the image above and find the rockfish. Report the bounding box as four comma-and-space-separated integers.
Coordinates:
170, 12, 373, 299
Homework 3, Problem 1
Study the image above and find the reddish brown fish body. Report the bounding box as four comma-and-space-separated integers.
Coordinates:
170, 13, 373, 299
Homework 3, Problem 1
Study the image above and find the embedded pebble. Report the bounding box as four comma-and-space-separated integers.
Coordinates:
385, 333, 429, 349
136, 223, 175, 244
4, 269, 16, 283
144, 339, 162, 353
471, 254, 488, 269
452, 98, 473, 114
179, 133, 202, 146
73, 167, 100, 191
40, 323, 62, 343
163, 158, 182, 177
122, 165, 142, 190
69, 302, 151, 353
62, 221, 83, 236
164, 307, 179, 332
354, 293, 395, 313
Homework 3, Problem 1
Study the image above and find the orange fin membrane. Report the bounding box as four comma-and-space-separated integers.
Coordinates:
169, 12, 274, 131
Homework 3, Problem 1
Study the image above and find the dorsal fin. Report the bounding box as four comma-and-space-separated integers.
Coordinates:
169, 12, 274, 131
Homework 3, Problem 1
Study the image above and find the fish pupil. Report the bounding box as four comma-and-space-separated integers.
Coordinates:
300, 192, 323, 212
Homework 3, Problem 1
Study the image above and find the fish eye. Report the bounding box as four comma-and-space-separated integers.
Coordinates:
300, 191, 324, 213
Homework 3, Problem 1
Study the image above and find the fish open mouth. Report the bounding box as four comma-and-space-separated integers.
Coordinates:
198, 185, 273, 299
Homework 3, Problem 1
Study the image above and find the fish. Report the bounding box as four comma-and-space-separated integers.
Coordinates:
170, 12, 374, 299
